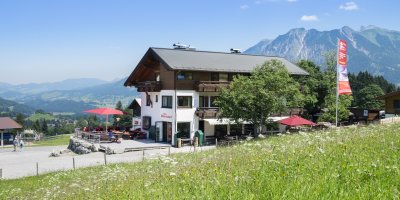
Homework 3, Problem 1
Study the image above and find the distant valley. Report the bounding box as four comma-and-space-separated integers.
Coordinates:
245, 25, 400, 85
0, 78, 138, 115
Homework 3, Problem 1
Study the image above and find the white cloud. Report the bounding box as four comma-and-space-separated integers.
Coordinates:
240, 4, 250, 10
339, 1, 359, 11
254, 0, 292, 4
300, 15, 318, 21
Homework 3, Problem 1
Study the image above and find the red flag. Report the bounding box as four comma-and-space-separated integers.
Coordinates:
337, 40, 352, 95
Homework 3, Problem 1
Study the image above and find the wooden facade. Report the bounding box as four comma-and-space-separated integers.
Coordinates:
127, 53, 245, 91
377, 91, 400, 114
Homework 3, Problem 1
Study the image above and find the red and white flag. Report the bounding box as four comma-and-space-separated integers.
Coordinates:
337, 39, 352, 95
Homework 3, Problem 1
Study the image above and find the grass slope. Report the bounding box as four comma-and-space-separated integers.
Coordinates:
1, 124, 400, 199
25, 113, 55, 121
29, 134, 72, 147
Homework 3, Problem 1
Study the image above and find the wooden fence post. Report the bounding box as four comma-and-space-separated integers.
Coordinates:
215, 138, 218, 148
142, 150, 145, 161
104, 153, 107, 165
36, 162, 39, 176
73, 157, 76, 170
0, 168, 2, 179
168, 147, 171, 156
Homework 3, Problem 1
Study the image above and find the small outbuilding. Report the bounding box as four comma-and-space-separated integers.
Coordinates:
0, 117, 22, 147
376, 91, 400, 115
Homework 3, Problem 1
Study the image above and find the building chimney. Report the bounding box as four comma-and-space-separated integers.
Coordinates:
173, 43, 196, 51
230, 48, 241, 53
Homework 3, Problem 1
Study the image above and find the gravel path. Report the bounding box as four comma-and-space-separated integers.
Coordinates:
0, 145, 215, 179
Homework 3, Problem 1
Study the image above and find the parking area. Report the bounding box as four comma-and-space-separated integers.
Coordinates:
0, 144, 215, 179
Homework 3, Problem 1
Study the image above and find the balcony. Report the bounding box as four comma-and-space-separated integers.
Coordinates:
195, 81, 229, 92
195, 107, 219, 119
136, 81, 162, 92
270, 107, 305, 117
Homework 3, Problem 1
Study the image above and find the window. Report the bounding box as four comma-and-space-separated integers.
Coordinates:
146, 95, 151, 106
215, 125, 227, 138
142, 116, 151, 130
199, 96, 209, 107
210, 96, 218, 107
210, 73, 228, 81
177, 72, 193, 80
155, 95, 158, 103
162, 96, 172, 108
211, 73, 219, 81
394, 100, 400, 112
219, 73, 228, 82
177, 96, 192, 108
177, 122, 190, 138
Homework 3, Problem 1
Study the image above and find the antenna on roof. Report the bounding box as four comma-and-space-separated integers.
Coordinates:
230, 48, 241, 53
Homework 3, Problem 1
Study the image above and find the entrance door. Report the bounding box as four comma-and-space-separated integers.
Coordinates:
162, 122, 168, 142
199, 120, 205, 133
155, 122, 163, 142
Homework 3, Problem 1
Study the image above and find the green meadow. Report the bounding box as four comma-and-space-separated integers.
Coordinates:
29, 134, 72, 147
1, 123, 399, 199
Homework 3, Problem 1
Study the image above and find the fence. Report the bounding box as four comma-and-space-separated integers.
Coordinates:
74, 130, 101, 144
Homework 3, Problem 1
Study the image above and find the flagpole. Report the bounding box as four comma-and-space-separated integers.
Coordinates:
335, 39, 339, 127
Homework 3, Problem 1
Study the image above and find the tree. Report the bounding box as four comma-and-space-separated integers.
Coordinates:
33, 120, 41, 132
113, 101, 123, 126
358, 84, 384, 110
87, 115, 100, 128
295, 60, 326, 117
215, 60, 304, 135
41, 120, 48, 134
319, 51, 353, 123
15, 113, 25, 130
349, 71, 398, 108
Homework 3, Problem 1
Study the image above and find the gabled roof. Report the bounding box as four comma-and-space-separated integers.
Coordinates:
128, 98, 141, 109
125, 47, 308, 86
376, 91, 400, 99
151, 48, 308, 74
0, 117, 22, 130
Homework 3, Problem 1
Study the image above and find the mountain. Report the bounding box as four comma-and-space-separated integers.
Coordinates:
245, 26, 400, 85
0, 78, 108, 94
0, 78, 138, 114
32, 78, 138, 107
0, 97, 35, 116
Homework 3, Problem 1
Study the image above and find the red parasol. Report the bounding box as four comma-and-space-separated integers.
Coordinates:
279, 115, 316, 126
84, 108, 123, 131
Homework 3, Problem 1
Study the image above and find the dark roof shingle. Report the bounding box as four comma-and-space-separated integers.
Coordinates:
151, 47, 308, 75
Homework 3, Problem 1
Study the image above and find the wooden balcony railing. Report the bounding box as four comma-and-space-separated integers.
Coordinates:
195, 107, 219, 119
195, 81, 229, 92
136, 81, 162, 92
270, 108, 305, 117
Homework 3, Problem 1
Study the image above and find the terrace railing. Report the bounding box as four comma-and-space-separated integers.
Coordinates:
75, 130, 101, 144
136, 81, 162, 92
195, 107, 219, 119
195, 81, 229, 92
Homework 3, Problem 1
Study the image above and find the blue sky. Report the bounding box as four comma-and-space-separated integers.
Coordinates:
1, 0, 399, 84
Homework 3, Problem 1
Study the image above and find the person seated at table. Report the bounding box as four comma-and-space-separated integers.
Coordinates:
108, 129, 116, 142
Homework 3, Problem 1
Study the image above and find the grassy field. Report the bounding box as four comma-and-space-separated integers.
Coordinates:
1, 124, 400, 199
29, 134, 72, 147
25, 113, 55, 121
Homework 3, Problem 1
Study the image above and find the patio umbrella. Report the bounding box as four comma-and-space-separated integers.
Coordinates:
84, 108, 124, 132
0, 117, 22, 147
279, 115, 317, 126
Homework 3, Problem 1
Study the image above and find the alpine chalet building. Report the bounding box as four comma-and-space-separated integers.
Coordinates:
124, 46, 308, 146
